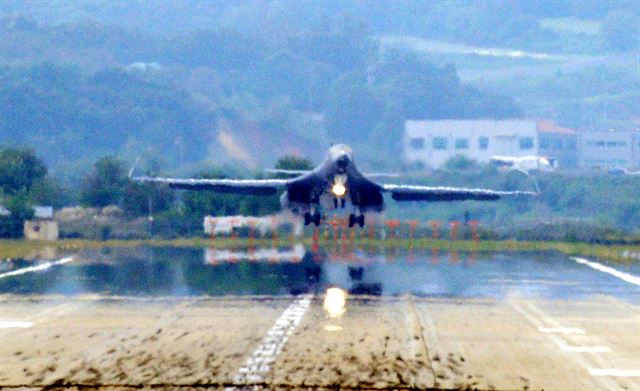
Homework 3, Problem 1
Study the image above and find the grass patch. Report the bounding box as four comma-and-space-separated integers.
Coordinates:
1, 237, 639, 265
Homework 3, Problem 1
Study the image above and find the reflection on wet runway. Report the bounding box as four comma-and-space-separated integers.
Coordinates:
205, 244, 305, 264
323, 287, 347, 332
0, 244, 638, 303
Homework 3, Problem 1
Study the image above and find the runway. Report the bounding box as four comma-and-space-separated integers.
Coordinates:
0, 245, 638, 390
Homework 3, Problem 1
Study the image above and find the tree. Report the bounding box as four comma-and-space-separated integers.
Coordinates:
444, 155, 480, 171
182, 169, 280, 232
29, 178, 72, 209
0, 192, 34, 238
269, 155, 315, 179
0, 147, 47, 195
80, 156, 127, 207
121, 159, 176, 218
122, 181, 175, 218
275, 155, 313, 170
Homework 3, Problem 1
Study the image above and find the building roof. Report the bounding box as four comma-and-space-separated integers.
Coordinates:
0, 205, 10, 217
33, 206, 53, 219
537, 120, 576, 135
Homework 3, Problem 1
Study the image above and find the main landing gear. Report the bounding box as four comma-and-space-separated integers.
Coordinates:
303, 211, 322, 226
348, 213, 365, 228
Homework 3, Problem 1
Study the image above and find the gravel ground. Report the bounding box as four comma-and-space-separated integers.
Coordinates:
0, 294, 638, 390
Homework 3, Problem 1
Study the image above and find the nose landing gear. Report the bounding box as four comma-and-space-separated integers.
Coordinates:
304, 211, 322, 226
348, 213, 365, 228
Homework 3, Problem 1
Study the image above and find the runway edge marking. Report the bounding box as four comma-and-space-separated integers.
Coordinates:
508, 300, 619, 389
571, 257, 640, 286
226, 294, 313, 389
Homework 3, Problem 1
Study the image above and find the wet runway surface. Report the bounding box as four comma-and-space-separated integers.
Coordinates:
1, 246, 638, 301
1, 245, 639, 389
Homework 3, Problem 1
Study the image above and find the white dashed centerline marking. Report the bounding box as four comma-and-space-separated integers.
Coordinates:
0, 257, 74, 279
571, 257, 640, 286
227, 294, 313, 389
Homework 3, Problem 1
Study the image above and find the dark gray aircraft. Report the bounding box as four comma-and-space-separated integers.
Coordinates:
134, 144, 535, 227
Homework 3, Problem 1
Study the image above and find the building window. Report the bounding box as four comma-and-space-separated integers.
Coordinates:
554, 139, 563, 149
566, 139, 577, 149
433, 137, 448, 150
539, 138, 549, 149
519, 137, 534, 150
410, 137, 425, 149
596, 141, 605, 147
478, 136, 489, 150
606, 141, 627, 148
455, 138, 469, 149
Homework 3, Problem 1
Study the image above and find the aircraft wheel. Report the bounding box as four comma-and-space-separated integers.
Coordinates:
303, 212, 312, 226
348, 214, 356, 228
358, 214, 365, 228
313, 212, 321, 226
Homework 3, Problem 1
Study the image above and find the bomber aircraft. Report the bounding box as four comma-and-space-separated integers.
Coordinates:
134, 144, 535, 227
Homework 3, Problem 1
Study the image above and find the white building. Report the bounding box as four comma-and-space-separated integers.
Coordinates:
403, 120, 539, 168
578, 131, 640, 170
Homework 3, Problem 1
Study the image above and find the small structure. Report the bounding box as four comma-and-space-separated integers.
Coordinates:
0, 205, 10, 217
203, 214, 302, 237
24, 206, 59, 241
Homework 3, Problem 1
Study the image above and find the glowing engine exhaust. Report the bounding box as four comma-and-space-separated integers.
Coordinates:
332, 175, 347, 197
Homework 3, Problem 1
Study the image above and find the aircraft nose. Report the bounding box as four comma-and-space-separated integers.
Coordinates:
336, 153, 350, 170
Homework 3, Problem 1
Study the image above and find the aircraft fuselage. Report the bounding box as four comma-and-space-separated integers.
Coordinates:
281, 145, 384, 225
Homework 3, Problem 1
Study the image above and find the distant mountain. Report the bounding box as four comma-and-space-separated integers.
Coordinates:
0, 11, 524, 180
1, 0, 637, 52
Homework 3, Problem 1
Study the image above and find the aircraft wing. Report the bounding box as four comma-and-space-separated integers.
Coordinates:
266, 168, 398, 178
264, 168, 310, 176
132, 176, 289, 195
382, 184, 536, 202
